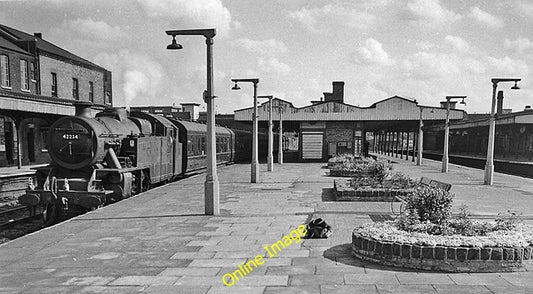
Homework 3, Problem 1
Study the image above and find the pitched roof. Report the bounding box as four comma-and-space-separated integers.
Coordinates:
0, 34, 31, 55
0, 24, 106, 71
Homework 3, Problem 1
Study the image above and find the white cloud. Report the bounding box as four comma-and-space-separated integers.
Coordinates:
235, 38, 288, 56
258, 57, 291, 74
444, 35, 470, 52
289, 3, 375, 32
66, 18, 123, 41
407, 0, 461, 26
504, 37, 533, 53
352, 38, 394, 66
401, 52, 460, 79
482, 56, 529, 75
468, 7, 504, 28
137, 0, 232, 36
94, 50, 164, 106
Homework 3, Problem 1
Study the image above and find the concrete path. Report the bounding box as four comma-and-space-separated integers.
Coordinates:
1, 159, 532, 293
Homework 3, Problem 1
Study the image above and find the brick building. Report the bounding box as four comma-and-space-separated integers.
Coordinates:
0, 24, 112, 167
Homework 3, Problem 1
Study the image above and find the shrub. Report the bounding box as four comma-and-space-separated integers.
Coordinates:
495, 210, 522, 230
404, 186, 454, 226
365, 158, 392, 182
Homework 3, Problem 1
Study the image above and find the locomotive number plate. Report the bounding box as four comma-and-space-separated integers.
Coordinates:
62, 134, 80, 140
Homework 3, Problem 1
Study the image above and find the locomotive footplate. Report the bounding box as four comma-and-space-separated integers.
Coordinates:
20, 190, 113, 210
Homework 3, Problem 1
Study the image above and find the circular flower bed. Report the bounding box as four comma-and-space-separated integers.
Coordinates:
352, 223, 533, 272
352, 186, 533, 272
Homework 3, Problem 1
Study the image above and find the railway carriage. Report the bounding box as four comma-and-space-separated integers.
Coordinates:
169, 119, 234, 173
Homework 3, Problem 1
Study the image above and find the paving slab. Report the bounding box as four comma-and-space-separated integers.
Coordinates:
1, 161, 532, 293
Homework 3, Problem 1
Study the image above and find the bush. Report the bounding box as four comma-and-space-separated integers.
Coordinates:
364, 158, 392, 182
495, 210, 522, 230
404, 186, 454, 226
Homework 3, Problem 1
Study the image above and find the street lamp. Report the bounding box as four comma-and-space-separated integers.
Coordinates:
442, 95, 467, 173
232, 78, 260, 183
484, 78, 521, 185
258, 95, 274, 172
416, 106, 434, 166
166, 28, 219, 215
276, 104, 284, 165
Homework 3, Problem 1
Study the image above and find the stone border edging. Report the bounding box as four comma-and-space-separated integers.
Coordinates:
334, 179, 413, 201
352, 233, 533, 272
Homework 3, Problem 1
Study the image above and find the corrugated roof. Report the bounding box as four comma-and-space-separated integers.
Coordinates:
0, 24, 105, 71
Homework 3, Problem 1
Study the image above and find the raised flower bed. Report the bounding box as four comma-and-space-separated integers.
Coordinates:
334, 172, 418, 201
352, 187, 533, 272
328, 156, 388, 178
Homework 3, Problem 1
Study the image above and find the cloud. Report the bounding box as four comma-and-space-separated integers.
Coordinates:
65, 18, 123, 41
406, 0, 461, 27
482, 56, 529, 75
444, 35, 470, 52
137, 0, 232, 36
258, 57, 291, 74
352, 38, 394, 66
289, 3, 376, 32
235, 38, 288, 56
94, 50, 164, 106
468, 7, 504, 28
504, 37, 533, 53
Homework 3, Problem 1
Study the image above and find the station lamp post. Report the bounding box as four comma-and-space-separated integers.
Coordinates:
276, 104, 284, 165
258, 95, 274, 172
166, 28, 219, 215
484, 78, 521, 185
442, 96, 467, 173
416, 106, 434, 166
231, 78, 260, 183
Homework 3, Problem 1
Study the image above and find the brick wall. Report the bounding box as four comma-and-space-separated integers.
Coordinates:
0, 48, 38, 95
39, 55, 105, 104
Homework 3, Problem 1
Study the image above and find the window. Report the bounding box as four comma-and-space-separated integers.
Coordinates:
20, 60, 29, 91
89, 81, 94, 102
51, 72, 57, 97
0, 55, 10, 88
29, 61, 35, 81
72, 78, 79, 100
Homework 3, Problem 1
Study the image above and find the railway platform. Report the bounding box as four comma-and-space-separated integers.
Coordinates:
1, 159, 533, 293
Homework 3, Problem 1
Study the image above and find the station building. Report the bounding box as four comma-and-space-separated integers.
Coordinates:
234, 81, 466, 161
0, 24, 112, 167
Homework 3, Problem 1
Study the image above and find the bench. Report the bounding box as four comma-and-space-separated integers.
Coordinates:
390, 177, 452, 215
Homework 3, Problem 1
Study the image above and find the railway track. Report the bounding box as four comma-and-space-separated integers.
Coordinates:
0, 205, 43, 244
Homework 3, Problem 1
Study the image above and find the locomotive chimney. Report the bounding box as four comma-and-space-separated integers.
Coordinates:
74, 101, 93, 117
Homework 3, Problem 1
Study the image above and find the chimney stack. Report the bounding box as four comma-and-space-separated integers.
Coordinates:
497, 90, 504, 115
34, 33, 42, 39
332, 81, 344, 103
74, 101, 93, 117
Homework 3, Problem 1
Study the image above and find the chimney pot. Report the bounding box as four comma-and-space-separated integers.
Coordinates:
34, 33, 42, 38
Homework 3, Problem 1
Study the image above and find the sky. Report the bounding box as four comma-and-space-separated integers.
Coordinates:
1, 0, 532, 114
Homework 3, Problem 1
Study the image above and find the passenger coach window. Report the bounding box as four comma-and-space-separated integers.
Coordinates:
187, 140, 194, 155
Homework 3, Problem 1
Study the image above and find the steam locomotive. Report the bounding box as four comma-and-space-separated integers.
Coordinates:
19, 102, 268, 226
